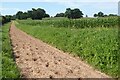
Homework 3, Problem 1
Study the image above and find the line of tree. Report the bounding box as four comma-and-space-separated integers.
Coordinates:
16, 8, 50, 20
1, 8, 50, 25
55, 8, 84, 19
94, 12, 117, 17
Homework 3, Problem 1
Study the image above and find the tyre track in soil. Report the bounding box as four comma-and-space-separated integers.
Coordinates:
10, 22, 110, 78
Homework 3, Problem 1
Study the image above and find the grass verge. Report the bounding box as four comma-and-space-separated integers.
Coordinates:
1, 23, 20, 78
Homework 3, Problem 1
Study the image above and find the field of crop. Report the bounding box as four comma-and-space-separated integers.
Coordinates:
17, 17, 118, 28
1, 23, 20, 78
16, 17, 118, 77
0, 26, 2, 79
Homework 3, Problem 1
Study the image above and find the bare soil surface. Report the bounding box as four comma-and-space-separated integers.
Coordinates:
10, 22, 110, 78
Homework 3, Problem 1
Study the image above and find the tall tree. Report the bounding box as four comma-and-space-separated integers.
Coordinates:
98, 12, 104, 17
31, 8, 46, 20
65, 8, 83, 19
65, 8, 72, 19
22, 12, 29, 19
72, 8, 83, 19
94, 14, 98, 17
27, 10, 32, 18
16, 11, 23, 19
15, 8, 49, 20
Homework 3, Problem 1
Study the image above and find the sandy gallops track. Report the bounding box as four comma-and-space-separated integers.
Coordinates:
9, 22, 110, 78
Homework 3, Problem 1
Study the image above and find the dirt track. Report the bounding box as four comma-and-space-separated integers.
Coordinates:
10, 22, 110, 78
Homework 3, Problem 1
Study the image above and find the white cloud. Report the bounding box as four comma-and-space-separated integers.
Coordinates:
0, 1, 118, 16
0, 7, 27, 15
0, 0, 119, 2
56, 2, 80, 8
0, 7, 28, 12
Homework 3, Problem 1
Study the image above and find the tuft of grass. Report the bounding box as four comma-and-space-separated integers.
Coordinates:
16, 19, 118, 77
1, 23, 20, 78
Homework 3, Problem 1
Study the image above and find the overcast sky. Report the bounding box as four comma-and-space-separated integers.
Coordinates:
0, 0, 119, 17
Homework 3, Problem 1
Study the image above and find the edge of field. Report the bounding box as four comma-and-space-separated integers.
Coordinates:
1, 23, 20, 78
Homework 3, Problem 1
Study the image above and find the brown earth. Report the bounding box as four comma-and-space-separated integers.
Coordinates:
9, 22, 111, 78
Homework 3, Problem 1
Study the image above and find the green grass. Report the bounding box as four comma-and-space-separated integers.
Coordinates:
118, 17, 120, 77
16, 19, 118, 77
0, 26, 2, 79
42, 17, 68, 20
1, 23, 20, 78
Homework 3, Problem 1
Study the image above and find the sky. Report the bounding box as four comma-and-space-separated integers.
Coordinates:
119, 1, 120, 15
0, 0, 119, 17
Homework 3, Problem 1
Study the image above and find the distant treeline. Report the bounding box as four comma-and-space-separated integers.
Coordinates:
93, 12, 118, 17
1, 7, 118, 25
55, 11, 118, 18
1, 8, 50, 25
